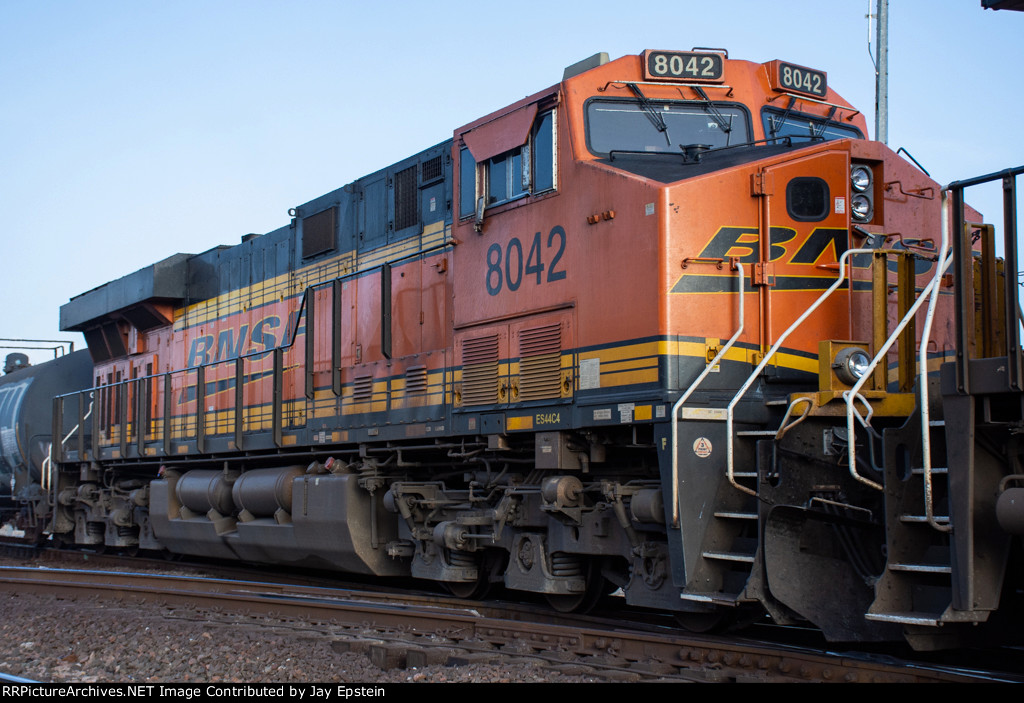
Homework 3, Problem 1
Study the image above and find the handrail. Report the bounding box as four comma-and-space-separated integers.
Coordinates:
670, 262, 745, 527
51, 239, 456, 461
843, 193, 953, 494
726, 247, 874, 497
43, 394, 94, 499
917, 192, 953, 530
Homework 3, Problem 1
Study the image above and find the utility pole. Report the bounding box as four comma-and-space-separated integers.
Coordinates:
875, 0, 889, 144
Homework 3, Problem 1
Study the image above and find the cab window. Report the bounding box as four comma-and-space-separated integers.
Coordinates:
459, 109, 556, 218
762, 107, 862, 142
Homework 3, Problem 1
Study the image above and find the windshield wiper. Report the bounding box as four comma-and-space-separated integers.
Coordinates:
692, 86, 733, 142
767, 96, 798, 138
626, 83, 672, 147
811, 106, 838, 140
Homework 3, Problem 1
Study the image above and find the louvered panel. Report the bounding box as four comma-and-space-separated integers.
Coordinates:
461, 335, 499, 406
519, 354, 561, 400
518, 324, 562, 401
405, 365, 428, 395
353, 374, 373, 401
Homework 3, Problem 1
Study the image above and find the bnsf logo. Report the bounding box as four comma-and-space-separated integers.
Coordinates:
672, 226, 931, 294
697, 226, 845, 265
186, 313, 301, 368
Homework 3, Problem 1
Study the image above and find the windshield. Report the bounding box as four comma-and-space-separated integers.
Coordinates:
586, 98, 750, 156
762, 108, 862, 142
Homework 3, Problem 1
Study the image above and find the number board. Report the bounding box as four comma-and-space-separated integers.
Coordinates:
769, 60, 827, 99
643, 50, 724, 82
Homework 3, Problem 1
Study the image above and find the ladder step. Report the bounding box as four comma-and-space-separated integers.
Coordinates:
865, 612, 941, 626
888, 562, 951, 574
911, 466, 948, 475
929, 420, 946, 427
702, 550, 756, 563
736, 430, 777, 437
714, 511, 758, 520
732, 472, 758, 479
900, 514, 950, 524
764, 399, 790, 406
678, 592, 743, 605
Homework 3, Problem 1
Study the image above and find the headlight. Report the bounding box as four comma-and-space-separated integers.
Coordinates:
833, 347, 871, 385
851, 165, 872, 192
851, 194, 873, 222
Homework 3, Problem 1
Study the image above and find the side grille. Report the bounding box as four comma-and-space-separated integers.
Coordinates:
405, 366, 428, 395
461, 335, 499, 406
421, 156, 443, 182
394, 166, 418, 231
353, 375, 374, 402
302, 207, 337, 259
518, 324, 561, 401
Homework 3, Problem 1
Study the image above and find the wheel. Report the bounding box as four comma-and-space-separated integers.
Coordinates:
442, 577, 490, 600
544, 562, 608, 614
674, 610, 728, 633
674, 607, 763, 633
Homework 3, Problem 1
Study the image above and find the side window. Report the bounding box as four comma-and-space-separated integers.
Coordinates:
459, 109, 556, 219
487, 148, 526, 205
532, 110, 555, 193
459, 147, 476, 218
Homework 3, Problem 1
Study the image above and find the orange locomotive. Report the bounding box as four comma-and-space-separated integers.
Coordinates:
40, 49, 1023, 649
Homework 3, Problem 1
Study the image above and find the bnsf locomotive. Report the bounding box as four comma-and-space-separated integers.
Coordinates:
3, 50, 1023, 651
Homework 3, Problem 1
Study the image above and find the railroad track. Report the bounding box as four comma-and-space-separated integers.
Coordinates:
0, 556, 1018, 683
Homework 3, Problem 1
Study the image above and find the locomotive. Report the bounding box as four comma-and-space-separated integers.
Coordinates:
5, 49, 1023, 651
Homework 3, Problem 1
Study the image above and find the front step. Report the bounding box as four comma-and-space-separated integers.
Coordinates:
701, 550, 755, 563
869, 416, 991, 631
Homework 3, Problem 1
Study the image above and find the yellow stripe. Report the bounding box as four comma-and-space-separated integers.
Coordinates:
175, 223, 451, 330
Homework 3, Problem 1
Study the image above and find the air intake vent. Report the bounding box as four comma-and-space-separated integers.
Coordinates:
518, 324, 561, 401
394, 166, 418, 231
302, 207, 337, 259
353, 375, 373, 401
405, 366, 428, 395
461, 335, 499, 406
421, 156, 443, 182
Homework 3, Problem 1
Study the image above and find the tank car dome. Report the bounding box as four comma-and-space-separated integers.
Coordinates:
3, 354, 29, 374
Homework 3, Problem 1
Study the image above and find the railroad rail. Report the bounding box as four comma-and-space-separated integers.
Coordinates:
0, 561, 1017, 683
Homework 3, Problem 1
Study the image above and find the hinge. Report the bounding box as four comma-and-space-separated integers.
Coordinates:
753, 262, 776, 286
751, 171, 774, 196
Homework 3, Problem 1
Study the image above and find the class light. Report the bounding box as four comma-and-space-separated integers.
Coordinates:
850, 165, 872, 192
851, 194, 873, 222
850, 163, 874, 222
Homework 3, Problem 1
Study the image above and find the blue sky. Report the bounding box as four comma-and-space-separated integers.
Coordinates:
2, 1, 1022, 363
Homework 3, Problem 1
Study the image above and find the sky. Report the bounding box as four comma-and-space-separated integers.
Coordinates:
2, 0, 1022, 364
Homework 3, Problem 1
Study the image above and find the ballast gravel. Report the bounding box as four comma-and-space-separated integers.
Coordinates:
0, 592, 607, 684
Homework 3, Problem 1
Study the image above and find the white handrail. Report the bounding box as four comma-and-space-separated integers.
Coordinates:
843, 192, 952, 497
670, 263, 745, 527
725, 248, 875, 496
43, 395, 94, 495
